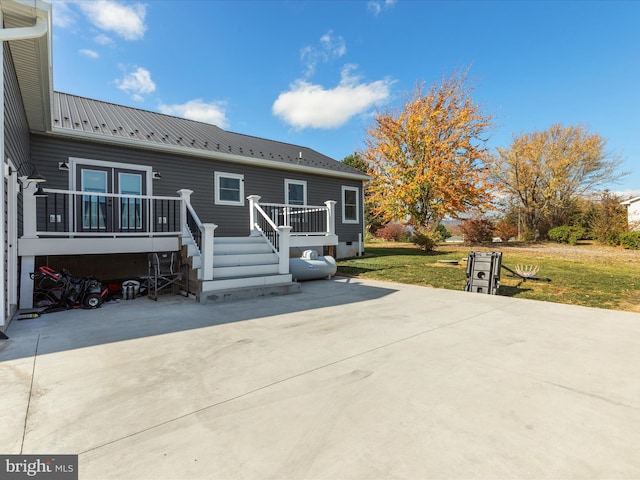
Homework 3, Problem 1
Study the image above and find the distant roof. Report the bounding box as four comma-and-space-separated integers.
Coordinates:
621, 196, 640, 205
50, 92, 368, 180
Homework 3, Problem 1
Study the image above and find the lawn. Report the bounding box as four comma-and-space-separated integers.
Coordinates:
336, 241, 640, 312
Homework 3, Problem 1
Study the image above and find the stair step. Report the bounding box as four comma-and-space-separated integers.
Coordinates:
201, 274, 294, 293
213, 252, 278, 267
186, 244, 200, 257
213, 264, 279, 278
181, 236, 195, 246
200, 281, 301, 304
190, 256, 202, 269
214, 242, 273, 255
214, 236, 268, 244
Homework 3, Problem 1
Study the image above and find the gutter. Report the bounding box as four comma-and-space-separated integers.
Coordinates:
0, 16, 47, 41
47, 127, 372, 182
0, 1, 50, 329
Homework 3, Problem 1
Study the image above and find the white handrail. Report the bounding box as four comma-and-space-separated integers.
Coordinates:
258, 202, 328, 211
42, 188, 180, 202
254, 204, 279, 232
185, 201, 203, 228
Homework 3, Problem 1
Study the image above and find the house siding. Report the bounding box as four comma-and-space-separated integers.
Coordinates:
29, 134, 364, 240
4, 42, 29, 236
627, 200, 640, 231
4, 42, 31, 323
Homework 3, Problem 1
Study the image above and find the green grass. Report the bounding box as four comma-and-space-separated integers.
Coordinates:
337, 242, 640, 312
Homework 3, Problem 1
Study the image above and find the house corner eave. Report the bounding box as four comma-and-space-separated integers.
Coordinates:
0, 0, 53, 132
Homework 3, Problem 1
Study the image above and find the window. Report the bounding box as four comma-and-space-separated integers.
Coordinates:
285, 179, 307, 205
81, 169, 107, 229
215, 172, 244, 206
342, 186, 359, 223
119, 172, 143, 230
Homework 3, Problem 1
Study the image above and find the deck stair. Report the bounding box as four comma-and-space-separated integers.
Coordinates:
181, 235, 299, 303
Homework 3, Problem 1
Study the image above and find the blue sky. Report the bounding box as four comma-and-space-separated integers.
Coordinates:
51, 0, 640, 197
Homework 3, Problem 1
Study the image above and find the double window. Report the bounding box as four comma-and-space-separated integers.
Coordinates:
73, 158, 150, 233
342, 186, 359, 223
214, 172, 244, 206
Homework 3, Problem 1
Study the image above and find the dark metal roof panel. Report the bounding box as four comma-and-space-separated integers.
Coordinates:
51, 92, 364, 177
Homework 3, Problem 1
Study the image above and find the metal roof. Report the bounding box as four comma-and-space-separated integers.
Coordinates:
51, 92, 368, 180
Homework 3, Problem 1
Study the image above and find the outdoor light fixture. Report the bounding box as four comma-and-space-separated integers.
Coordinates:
33, 184, 48, 197
153, 171, 162, 180
8, 159, 47, 183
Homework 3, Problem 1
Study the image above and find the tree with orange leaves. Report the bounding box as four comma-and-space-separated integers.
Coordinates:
487, 124, 626, 237
361, 71, 494, 230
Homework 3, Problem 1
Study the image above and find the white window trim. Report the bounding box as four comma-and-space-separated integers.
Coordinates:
215, 171, 245, 206
284, 179, 307, 205
341, 185, 359, 224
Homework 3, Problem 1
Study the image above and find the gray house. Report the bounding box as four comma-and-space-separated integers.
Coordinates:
0, 0, 367, 330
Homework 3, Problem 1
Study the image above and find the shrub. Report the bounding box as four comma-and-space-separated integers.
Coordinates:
459, 218, 494, 243
619, 232, 640, 250
376, 222, 407, 242
494, 219, 518, 242
547, 225, 586, 245
411, 228, 437, 252
432, 223, 452, 242
399, 229, 414, 243
364, 230, 377, 243
588, 191, 628, 246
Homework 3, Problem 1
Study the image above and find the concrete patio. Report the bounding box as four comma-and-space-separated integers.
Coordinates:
1, 277, 640, 479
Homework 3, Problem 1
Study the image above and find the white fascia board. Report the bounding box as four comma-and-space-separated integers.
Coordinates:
47, 127, 371, 182
19, 236, 179, 256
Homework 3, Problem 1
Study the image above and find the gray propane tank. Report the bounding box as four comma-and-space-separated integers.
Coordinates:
289, 250, 337, 281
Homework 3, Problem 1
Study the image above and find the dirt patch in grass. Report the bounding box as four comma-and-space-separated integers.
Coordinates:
441, 240, 638, 263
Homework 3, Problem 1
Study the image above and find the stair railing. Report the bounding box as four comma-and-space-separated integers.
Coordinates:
178, 189, 216, 280
247, 195, 291, 274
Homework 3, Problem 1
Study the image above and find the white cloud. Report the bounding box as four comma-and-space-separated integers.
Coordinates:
272, 65, 393, 130
115, 66, 156, 101
301, 30, 346, 77
77, 0, 147, 40
52, 1, 77, 28
158, 100, 229, 129
79, 49, 99, 59
368, 0, 397, 16
94, 34, 114, 46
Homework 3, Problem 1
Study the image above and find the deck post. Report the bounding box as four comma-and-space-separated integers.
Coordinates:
177, 189, 194, 237
247, 195, 261, 236
277, 226, 292, 274
324, 200, 336, 236
200, 223, 217, 281
19, 255, 35, 309
22, 181, 38, 238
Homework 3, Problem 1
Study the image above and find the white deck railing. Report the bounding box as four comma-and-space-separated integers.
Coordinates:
27, 187, 183, 238
249, 199, 336, 238
22, 185, 335, 282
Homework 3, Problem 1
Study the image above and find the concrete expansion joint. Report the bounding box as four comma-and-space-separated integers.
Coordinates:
545, 381, 638, 410
21, 334, 41, 454
470, 359, 638, 411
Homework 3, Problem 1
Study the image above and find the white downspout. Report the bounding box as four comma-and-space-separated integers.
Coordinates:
0, 8, 50, 329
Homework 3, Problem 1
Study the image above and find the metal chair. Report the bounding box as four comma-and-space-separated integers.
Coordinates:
144, 251, 186, 300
